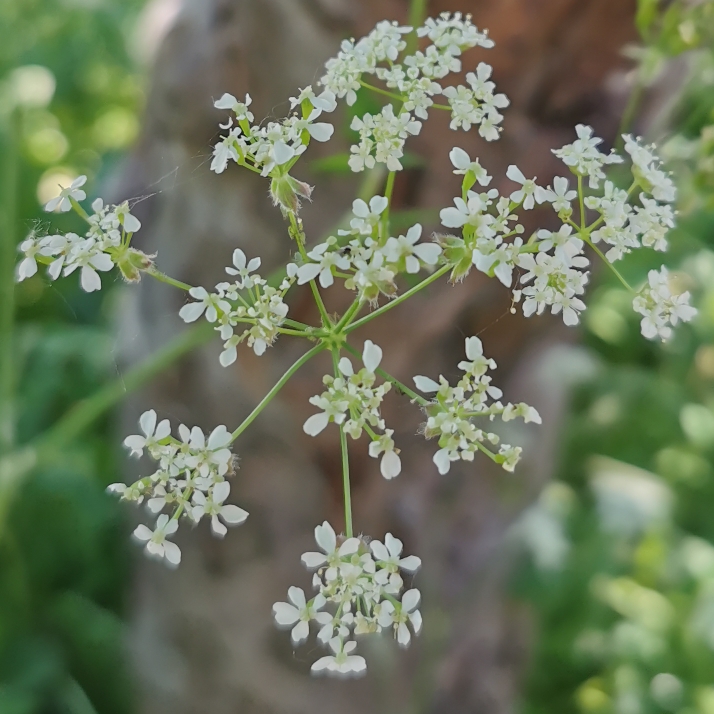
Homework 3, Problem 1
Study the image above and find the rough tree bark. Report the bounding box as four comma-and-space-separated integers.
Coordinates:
116, 1, 636, 712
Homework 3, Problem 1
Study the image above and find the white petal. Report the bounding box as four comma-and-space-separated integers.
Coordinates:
413, 375, 440, 393
273, 602, 301, 626
212, 480, 230, 503
214, 92, 237, 109
291, 620, 310, 645
301, 552, 328, 568
220, 504, 248, 525
381, 450, 401, 479
288, 586, 307, 609
433, 448, 452, 475
303, 412, 330, 436
440, 207, 467, 228
297, 263, 321, 285
133, 525, 153, 542
273, 141, 295, 165
362, 340, 382, 373
338, 357, 353, 377
338, 537, 360, 556
139, 409, 157, 437
397, 622, 411, 646
179, 302, 206, 323
208, 424, 231, 450
464, 336, 483, 360
163, 541, 181, 565
315, 521, 336, 553
307, 122, 334, 142
80, 266, 101, 292
449, 147, 470, 170
401, 588, 421, 612
506, 164, 526, 184
398, 555, 422, 573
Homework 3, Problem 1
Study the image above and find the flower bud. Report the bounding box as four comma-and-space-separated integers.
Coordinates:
270, 174, 313, 214
117, 248, 155, 283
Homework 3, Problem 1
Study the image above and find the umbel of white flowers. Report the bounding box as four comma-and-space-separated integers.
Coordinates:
15, 10, 699, 679
273, 521, 422, 676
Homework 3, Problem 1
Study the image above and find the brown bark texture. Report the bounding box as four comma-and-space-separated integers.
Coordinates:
115, 1, 636, 712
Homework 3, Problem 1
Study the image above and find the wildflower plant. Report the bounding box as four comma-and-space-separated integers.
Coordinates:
15, 12, 697, 677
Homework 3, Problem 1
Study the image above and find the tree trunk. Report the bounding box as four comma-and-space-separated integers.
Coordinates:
115, 1, 636, 712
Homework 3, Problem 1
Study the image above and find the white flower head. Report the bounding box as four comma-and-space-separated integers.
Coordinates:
44, 175, 87, 213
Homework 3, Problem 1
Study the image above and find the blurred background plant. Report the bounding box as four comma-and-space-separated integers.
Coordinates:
0, 1, 148, 712
513, 2, 714, 714
2, 0, 714, 713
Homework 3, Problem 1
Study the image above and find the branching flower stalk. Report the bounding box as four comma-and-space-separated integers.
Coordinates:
14, 12, 697, 676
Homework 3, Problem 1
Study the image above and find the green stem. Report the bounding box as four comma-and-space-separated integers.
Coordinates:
334, 298, 364, 332
346, 264, 450, 333
342, 342, 428, 406
230, 343, 325, 442
359, 80, 406, 104
340, 423, 354, 537
145, 267, 193, 292
69, 197, 91, 223
289, 213, 332, 327
578, 174, 586, 232
0, 112, 18, 455
583, 236, 635, 292
382, 171, 396, 239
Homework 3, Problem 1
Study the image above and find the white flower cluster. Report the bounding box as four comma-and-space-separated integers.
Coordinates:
273, 521, 422, 676
210, 88, 335, 211
296, 196, 441, 303
316, 13, 504, 174
303, 341, 401, 479
437, 126, 697, 338
178, 249, 296, 363
107, 410, 247, 566
633, 267, 697, 341
413, 336, 541, 474
16, 183, 144, 292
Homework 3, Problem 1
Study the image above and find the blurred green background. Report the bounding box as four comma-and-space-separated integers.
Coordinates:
1, 1, 714, 713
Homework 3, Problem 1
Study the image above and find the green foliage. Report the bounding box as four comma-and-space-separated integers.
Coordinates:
0, 1, 147, 711
518, 32, 714, 714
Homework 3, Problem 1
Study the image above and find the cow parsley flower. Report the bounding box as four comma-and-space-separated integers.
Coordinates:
553, 125, 623, 188
414, 337, 540, 473
44, 175, 87, 212
274, 520, 422, 675
632, 267, 697, 340
109, 411, 246, 566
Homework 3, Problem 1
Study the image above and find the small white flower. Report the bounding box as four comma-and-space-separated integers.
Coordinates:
133, 514, 181, 565
301, 521, 360, 574
377, 588, 422, 646
505, 165, 547, 210
179, 286, 231, 323
370, 533, 421, 573
123, 409, 171, 457
44, 175, 87, 213
544, 176, 577, 216
368, 430, 402, 479
384, 224, 442, 274
225, 249, 261, 288
449, 147, 492, 186
192, 481, 248, 537
273, 587, 326, 645
311, 637, 366, 675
